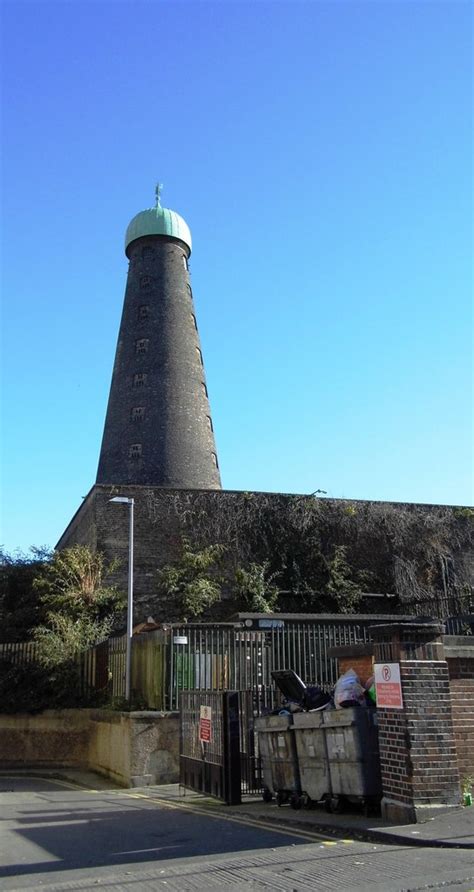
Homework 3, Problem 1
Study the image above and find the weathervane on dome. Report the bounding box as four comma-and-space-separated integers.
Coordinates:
155, 182, 163, 209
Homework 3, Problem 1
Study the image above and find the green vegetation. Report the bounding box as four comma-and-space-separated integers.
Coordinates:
32, 546, 124, 666
234, 561, 279, 613
326, 545, 363, 614
0, 546, 52, 642
147, 490, 473, 617
0, 545, 124, 712
156, 539, 225, 621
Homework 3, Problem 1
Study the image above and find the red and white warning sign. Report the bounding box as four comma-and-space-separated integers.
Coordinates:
199, 705, 212, 743
374, 662, 404, 709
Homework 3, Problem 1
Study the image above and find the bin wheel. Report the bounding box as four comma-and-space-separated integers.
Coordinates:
329, 796, 342, 814
275, 791, 286, 807
290, 793, 303, 810
262, 788, 273, 803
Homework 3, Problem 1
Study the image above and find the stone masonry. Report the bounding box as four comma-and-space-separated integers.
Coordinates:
56, 487, 473, 626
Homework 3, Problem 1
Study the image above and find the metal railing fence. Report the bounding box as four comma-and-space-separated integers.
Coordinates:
164, 616, 387, 711
2, 609, 472, 709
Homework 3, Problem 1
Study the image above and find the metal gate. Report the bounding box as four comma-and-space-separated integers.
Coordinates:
179, 690, 264, 804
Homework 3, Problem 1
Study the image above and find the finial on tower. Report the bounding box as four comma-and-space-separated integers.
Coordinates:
155, 182, 163, 208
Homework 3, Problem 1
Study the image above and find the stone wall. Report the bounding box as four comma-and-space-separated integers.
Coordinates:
0, 709, 179, 787
56, 485, 473, 626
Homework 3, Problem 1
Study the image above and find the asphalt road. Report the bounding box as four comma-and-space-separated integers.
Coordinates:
1, 775, 474, 891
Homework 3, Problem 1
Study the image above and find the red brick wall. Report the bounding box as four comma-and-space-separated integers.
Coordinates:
448, 657, 474, 794
377, 709, 412, 806
377, 661, 460, 809
401, 662, 460, 804
337, 655, 373, 687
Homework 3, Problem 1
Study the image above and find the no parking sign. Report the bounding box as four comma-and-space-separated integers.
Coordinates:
374, 662, 404, 709
199, 705, 212, 743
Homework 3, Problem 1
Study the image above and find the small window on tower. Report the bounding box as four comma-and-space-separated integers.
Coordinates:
201, 381, 208, 398
138, 304, 150, 320
135, 338, 149, 355
140, 275, 152, 288
131, 406, 145, 421
196, 347, 203, 365
133, 373, 147, 387
211, 452, 219, 469
207, 415, 213, 432
191, 313, 198, 330
187, 284, 193, 299
129, 443, 142, 458
182, 254, 188, 271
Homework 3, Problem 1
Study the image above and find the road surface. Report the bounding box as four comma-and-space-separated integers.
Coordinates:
0, 775, 473, 891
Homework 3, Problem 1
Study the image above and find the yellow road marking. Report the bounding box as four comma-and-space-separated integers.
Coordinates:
0, 775, 95, 792
117, 790, 341, 844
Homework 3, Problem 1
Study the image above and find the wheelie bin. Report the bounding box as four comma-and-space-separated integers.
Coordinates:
291, 710, 332, 809
254, 713, 301, 807
323, 706, 381, 814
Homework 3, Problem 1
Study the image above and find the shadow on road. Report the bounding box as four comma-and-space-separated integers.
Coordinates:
0, 776, 313, 881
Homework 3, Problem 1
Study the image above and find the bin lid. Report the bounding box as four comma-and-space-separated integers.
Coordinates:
271, 669, 307, 702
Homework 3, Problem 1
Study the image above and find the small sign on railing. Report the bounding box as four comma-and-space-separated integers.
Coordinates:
199, 705, 212, 743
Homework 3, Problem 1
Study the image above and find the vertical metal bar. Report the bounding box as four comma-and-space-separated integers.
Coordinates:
169, 629, 175, 711
223, 691, 242, 805
297, 623, 302, 680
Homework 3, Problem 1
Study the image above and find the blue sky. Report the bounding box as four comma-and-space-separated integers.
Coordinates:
1, 0, 472, 554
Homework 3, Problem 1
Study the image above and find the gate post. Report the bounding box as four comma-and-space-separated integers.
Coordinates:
371, 621, 461, 824
223, 691, 242, 805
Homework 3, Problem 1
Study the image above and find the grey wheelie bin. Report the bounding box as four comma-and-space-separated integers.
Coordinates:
291, 710, 332, 809
254, 713, 301, 807
323, 707, 381, 814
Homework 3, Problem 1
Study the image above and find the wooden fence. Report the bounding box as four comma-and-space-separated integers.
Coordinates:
0, 642, 39, 664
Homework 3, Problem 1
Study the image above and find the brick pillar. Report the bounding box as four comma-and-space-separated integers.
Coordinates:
445, 637, 474, 799
371, 622, 461, 824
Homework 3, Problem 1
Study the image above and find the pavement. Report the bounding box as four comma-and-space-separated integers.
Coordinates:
3, 769, 473, 850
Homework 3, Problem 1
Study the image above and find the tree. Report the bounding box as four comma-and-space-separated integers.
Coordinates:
0, 546, 52, 641
33, 546, 124, 621
326, 545, 363, 613
34, 612, 115, 667
156, 540, 225, 621
32, 545, 125, 666
234, 561, 280, 613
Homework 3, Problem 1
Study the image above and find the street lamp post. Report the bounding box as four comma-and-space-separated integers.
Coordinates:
109, 496, 134, 702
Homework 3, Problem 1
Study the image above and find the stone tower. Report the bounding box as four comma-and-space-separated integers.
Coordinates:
96, 187, 221, 489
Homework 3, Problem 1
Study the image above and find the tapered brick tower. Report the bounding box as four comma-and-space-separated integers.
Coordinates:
96, 186, 221, 488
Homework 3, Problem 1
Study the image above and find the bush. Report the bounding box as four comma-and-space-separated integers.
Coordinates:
0, 658, 101, 714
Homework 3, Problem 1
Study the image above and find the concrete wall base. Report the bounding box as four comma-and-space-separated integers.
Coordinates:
0, 710, 180, 788
381, 796, 462, 824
